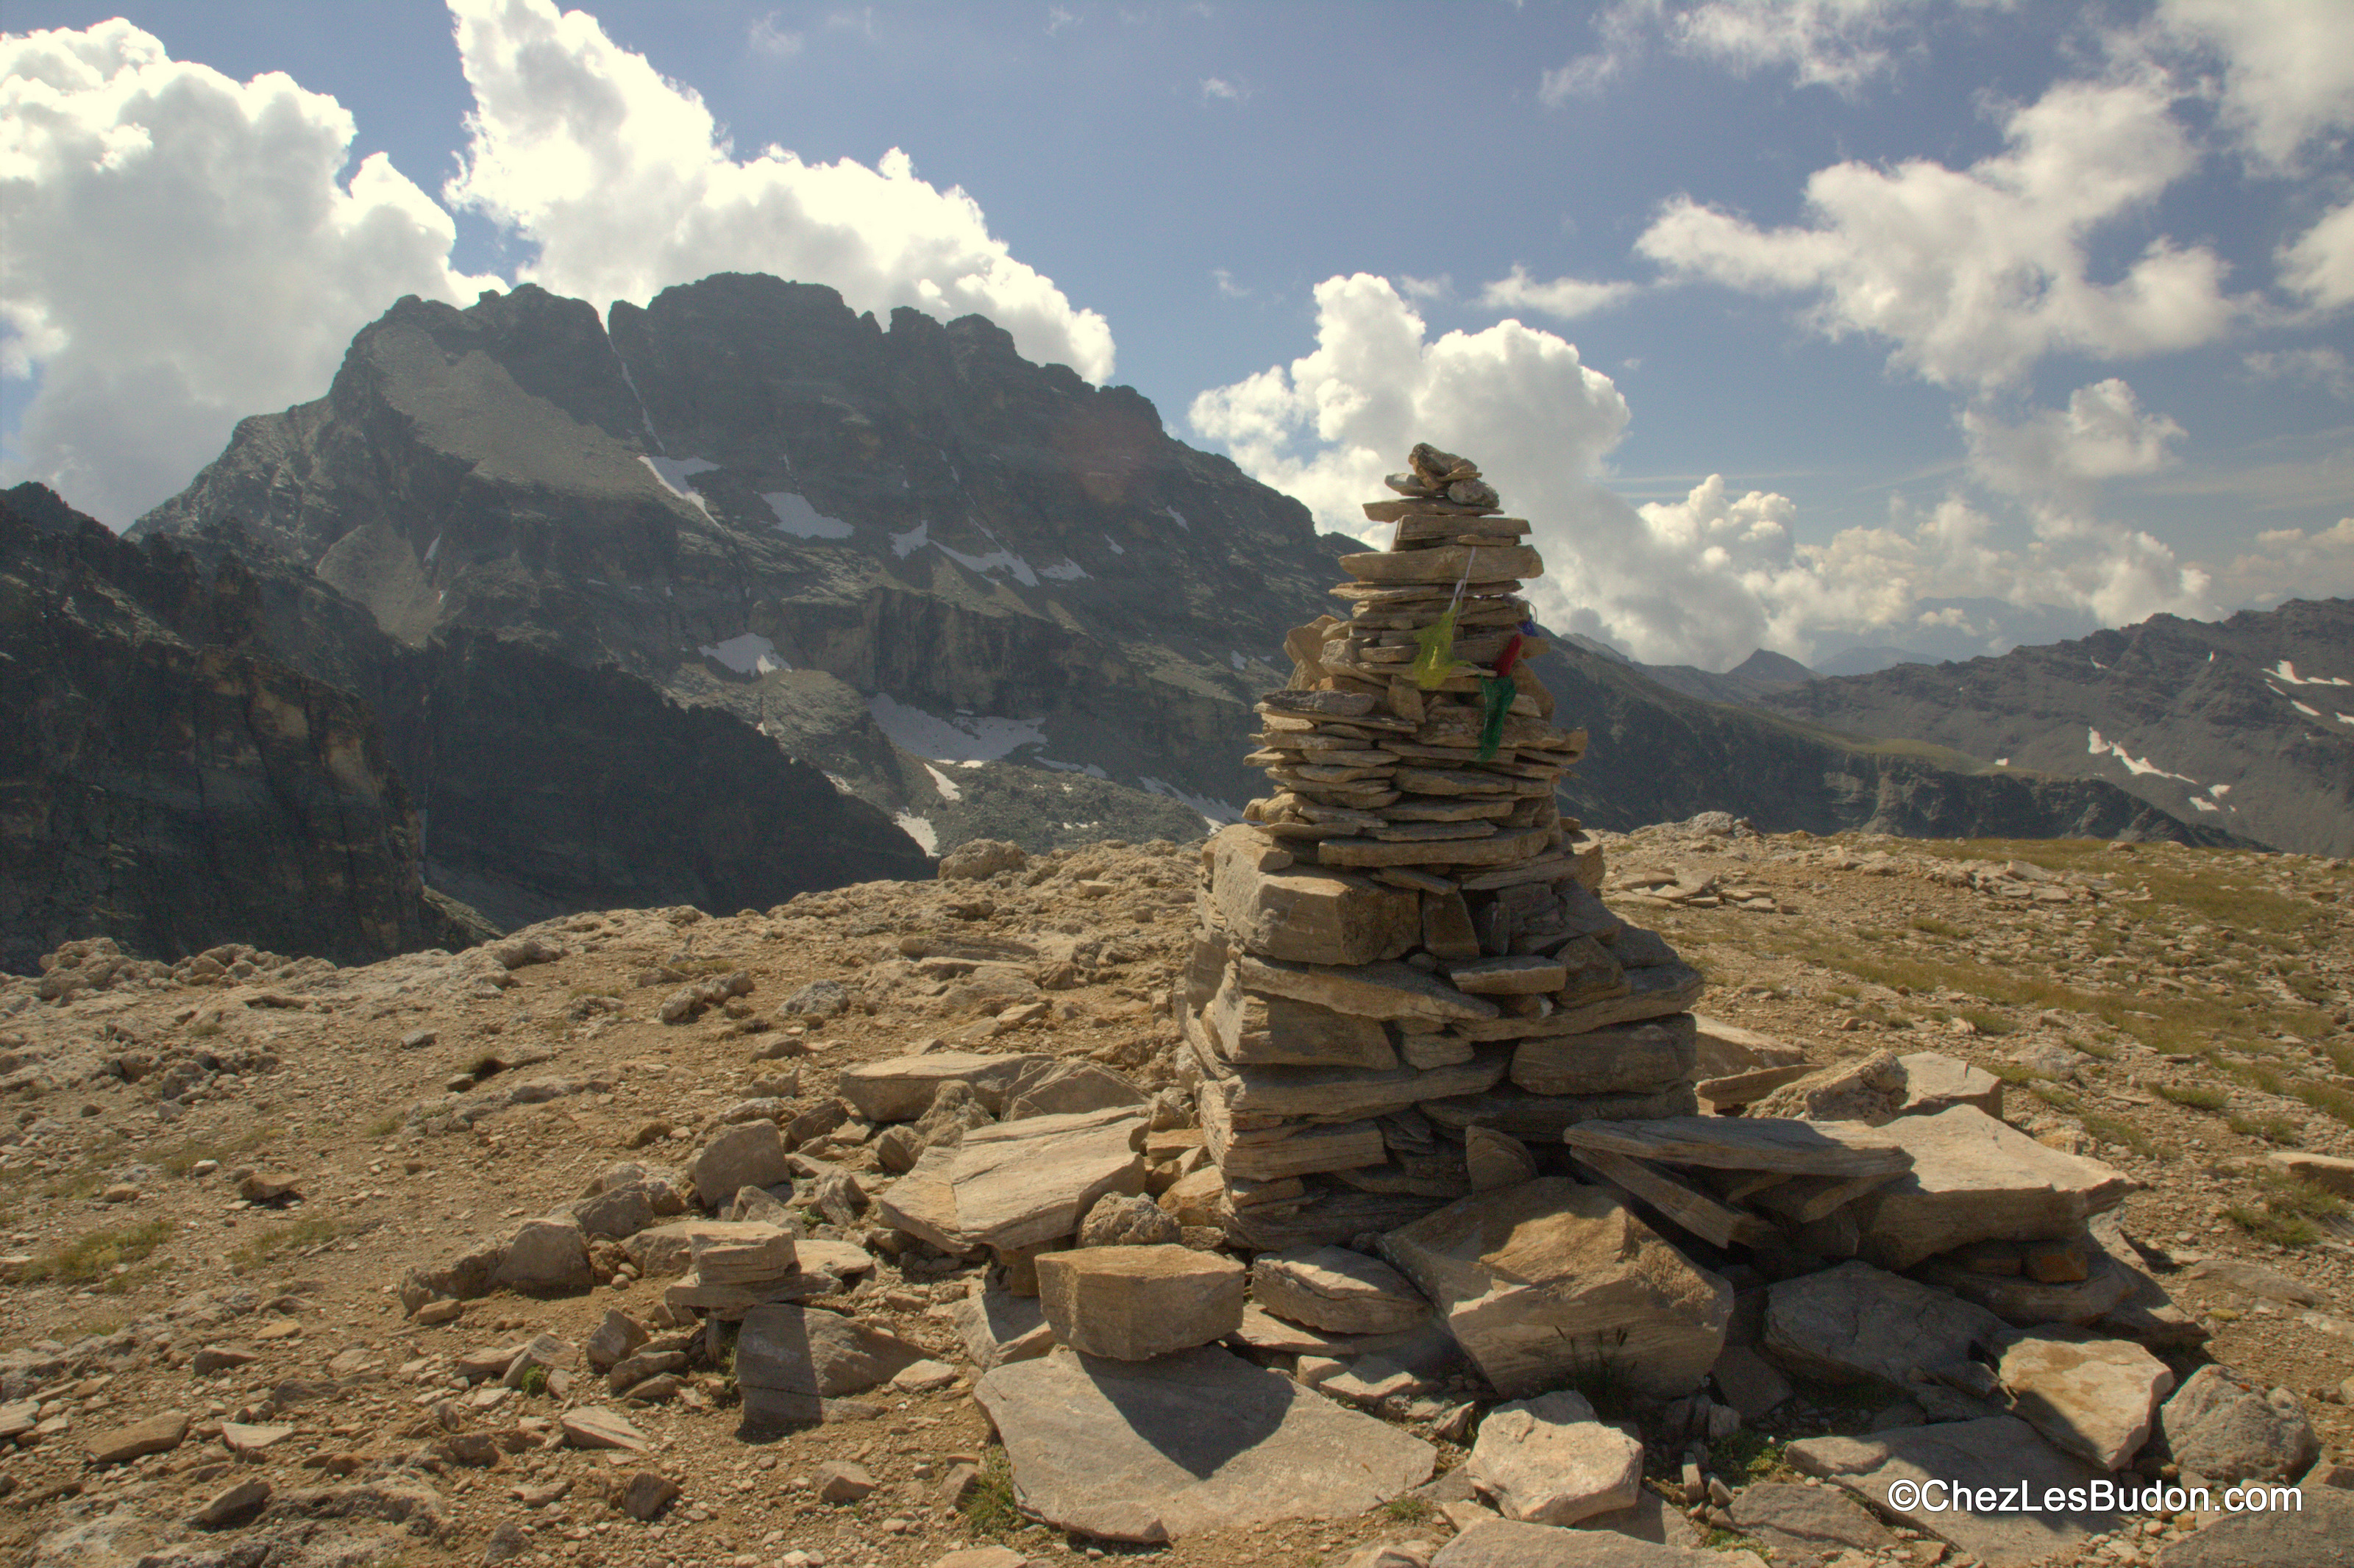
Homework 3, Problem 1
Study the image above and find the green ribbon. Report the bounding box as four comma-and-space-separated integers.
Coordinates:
1476, 674, 1516, 761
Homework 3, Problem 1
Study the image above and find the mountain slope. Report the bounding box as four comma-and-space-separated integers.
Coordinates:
129, 273, 2236, 852
1752, 601, 2354, 855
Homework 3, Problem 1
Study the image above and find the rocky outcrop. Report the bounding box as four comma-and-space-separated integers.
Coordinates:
0, 485, 442, 972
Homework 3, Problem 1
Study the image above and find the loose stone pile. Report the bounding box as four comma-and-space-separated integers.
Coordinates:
1187, 446, 1706, 1249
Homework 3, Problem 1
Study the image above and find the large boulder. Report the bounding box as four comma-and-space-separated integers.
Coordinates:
837, 1051, 1047, 1122
1846, 1105, 2129, 1271
685, 1121, 789, 1211
1203, 825, 1420, 966
1996, 1328, 2175, 1471
488, 1216, 591, 1294
734, 1303, 928, 1425
1381, 1179, 1729, 1400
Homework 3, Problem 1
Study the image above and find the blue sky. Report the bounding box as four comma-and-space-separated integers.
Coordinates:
4, 1, 2350, 667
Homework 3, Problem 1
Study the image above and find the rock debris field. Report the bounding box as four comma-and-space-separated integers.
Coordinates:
2, 457, 2351, 1568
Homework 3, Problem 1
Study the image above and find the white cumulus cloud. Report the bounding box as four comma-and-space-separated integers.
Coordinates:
0, 20, 501, 524
443, 0, 1113, 382
1189, 274, 2225, 668
2153, 0, 2354, 171
2280, 202, 2354, 311
1963, 378, 2186, 501
2214, 518, 2354, 607
1478, 266, 1640, 321
1635, 76, 2238, 390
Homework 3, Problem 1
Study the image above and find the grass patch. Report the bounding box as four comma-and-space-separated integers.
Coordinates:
2157, 1084, 2230, 1112
158, 1122, 283, 1178
363, 1113, 402, 1138
1555, 1333, 1638, 1422
227, 1216, 342, 1275
2079, 1113, 2162, 1159
1702, 1528, 1770, 1556
20, 1219, 175, 1286
2227, 1114, 2303, 1145
1959, 1008, 2018, 1036
2029, 1083, 2082, 1112
1707, 1429, 1790, 1485
1909, 916, 1966, 940
1380, 1497, 1435, 1524
2291, 1080, 2354, 1132
2225, 1172, 2347, 1249
960, 1448, 1023, 1539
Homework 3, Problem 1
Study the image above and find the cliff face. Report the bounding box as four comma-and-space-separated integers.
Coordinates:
130, 273, 2234, 852
0, 486, 436, 972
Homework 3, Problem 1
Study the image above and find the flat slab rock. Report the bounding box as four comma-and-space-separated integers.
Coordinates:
2154, 1486, 2354, 1568
1849, 1104, 2130, 1272
1786, 1415, 2120, 1568
1725, 1481, 1899, 1563
1996, 1328, 2175, 1471
836, 1051, 1048, 1122
973, 1344, 1435, 1542
1251, 1245, 1430, 1336
874, 1103, 1145, 1254
1431, 1519, 1766, 1567
1765, 1261, 2005, 1389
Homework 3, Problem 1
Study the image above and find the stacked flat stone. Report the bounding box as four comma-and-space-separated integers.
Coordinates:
1184, 443, 1706, 1250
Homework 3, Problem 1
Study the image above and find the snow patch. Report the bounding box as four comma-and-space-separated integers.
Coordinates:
423, 532, 441, 564
2208, 783, 2232, 797
1230, 651, 1249, 671
1103, 533, 1126, 556
1039, 558, 1089, 581
2188, 797, 2221, 812
934, 538, 1040, 587
1139, 774, 1242, 829
922, 763, 964, 803
867, 694, 1047, 762
2275, 660, 2352, 686
2292, 700, 2322, 717
697, 632, 787, 677
1994, 758, 2009, 767
1162, 507, 1190, 530
640, 455, 716, 515
890, 521, 930, 558
2085, 728, 2198, 785
764, 492, 853, 539
894, 813, 939, 855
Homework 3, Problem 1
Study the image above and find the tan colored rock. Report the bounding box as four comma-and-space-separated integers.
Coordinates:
1036, 1244, 1247, 1360
735, 1302, 929, 1423
955, 1280, 1056, 1370
1510, 1015, 1697, 1097
1206, 825, 1419, 966
1463, 1127, 1537, 1191
684, 1121, 789, 1210
87, 1411, 188, 1465
2264, 1150, 2354, 1197
1203, 968, 1400, 1069
1251, 1246, 1429, 1336
1234, 955, 1500, 1024
972, 1344, 1435, 1542
1997, 1328, 2175, 1471
1382, 1179, 1729, 1400
1340, 544, 1543, 584
686, 1220, 798, 1286
1896, 1051, 2004, 1118
875, 1104, 1148, 1255
836, 1051, 1048, 1122
1691, 1014, 1807, 1076
560, 1407, 649, 1452
1465, 1390, 1643, 1525
1443, 957, 1569, 996
1764, 1261, 2004, 1389
1849, 1105, 2130, 1272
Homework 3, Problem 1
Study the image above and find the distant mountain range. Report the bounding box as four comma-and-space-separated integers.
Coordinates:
6, 271, 2263, 966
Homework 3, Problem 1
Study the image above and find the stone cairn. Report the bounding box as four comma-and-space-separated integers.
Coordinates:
1185, 443, 1707, 1250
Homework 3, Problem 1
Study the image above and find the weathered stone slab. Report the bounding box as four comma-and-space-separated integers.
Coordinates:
1382, 1179, 1729, 1400
1037, 1244, 1246, 1360
954, 1279, 1056, 1370
2153, 1486, 2354, 1567
1342, 544, 1542, 584
1203, 970, 1400, 1069
836, 1052, 1048, 1122
685, 1122, 789, 1210
1421, 1085, 1699, 1142
87, 1411, 188, 1465
875, 1105, 1146, 1254
1764, 1261, 2003, 1389
1563, 1116, 1911, 1178
1237, 955, 1500, 1023
1465, 1126, 1538, 1191
1446, 956, 1570, 996
1896, 1051, 2004, 1118
1997, 1328, 2175, 1470
1466, 1391, 1642, 1526
1787, 1416, 2120, 1568
1207, 826, 1420, 965
1691, 1015, 1807, 1076
1512, 1016, 1697, 1097
490, 1215, 594, 1292
2159, 1364, 2322, 1483
686, 1221, 798, 1286
2263, 1149, 2354, 1198
1201, 1091, 1388, 1180
1725, 1481, 1900, 1564
1195, 1036, 1507, 1123
1252, 1246, 1429, 1336
1453, 963, 1703, 1042
1226, 1186, 1456, 1252
1849, 1105, 2130, 1271
1000, 1058, 1148, 1119
1914, 1247, 2136, 1325
736, 1303, 928, 1425
973, 1344, 1435, 1542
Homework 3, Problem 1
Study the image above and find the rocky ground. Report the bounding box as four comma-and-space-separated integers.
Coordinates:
1, 822, 2349, 1568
